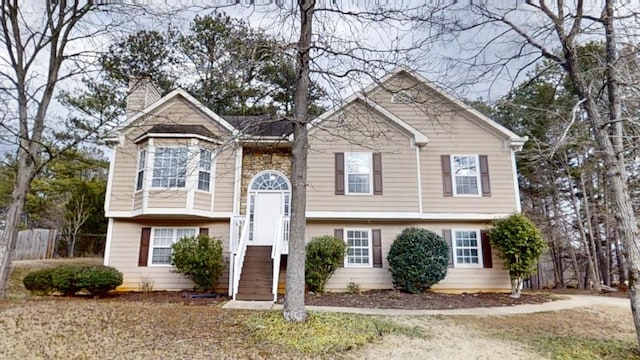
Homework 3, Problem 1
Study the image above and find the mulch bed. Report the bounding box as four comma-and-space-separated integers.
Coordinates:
23, 290, 555, 310
104, 291, 230, 306
303, 290, 552, 310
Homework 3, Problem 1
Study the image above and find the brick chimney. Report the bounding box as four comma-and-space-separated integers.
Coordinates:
126, 76, 161, 119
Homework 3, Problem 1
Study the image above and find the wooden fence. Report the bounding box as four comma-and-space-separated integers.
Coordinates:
0, 229, 57, 261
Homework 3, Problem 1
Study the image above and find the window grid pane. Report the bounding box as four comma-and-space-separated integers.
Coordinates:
455, 231, 480, 265
346, 230, 370, 266
453, 156, 478, 195
151, 228, 197, 265
152, 147, 187, 188
346, 153, 371, 194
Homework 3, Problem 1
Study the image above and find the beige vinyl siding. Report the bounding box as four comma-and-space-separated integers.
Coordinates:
106, 219, 230, 291
109, 142, 139, 211
133, 192, 143, 210
212, 147, 235, 213
147, 190, 188, 208
367, 73, 519, 214
107, 95, 235, 215
307, 101, 420, 213
306, 221, 509, 292
194, 192, 212, 211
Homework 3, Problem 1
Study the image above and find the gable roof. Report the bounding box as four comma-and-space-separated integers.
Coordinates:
133, 124, 220, 143
376, 66, 527, 148
112, 88, 239, 138
304, 92, 430, 146
308, 66, 526, 149
223, 115, 293, 138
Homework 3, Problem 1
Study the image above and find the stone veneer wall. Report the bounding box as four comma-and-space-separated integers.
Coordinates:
240, 147, 292, 214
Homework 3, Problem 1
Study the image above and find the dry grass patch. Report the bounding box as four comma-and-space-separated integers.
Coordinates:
0, 299, 311, 359
8, 258, 103, 299
458, 305, 640, 359
245, 311, 423, 355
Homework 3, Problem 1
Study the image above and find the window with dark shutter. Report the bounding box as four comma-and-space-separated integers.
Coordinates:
441, 155, 453, 197
335, 153, 345, 195
481, 230, 492, 268
138, 227, 151, 267
372, 153, 383, 195
334, 229, 344, 267
442, 229, 454, 268
479, 155, 491, 197
199, 228, 209, 236
372, 229, 382, 268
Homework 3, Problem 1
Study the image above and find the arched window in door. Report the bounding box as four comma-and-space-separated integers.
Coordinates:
250, 171, 290, 191
247, 171, 291, 242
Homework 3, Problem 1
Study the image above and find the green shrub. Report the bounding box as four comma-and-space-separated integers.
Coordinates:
171, 234, 224, 291
387, 227, 449, 294
22, 268, 55, 295
305, 235, 348, 293
51, 265, 82, 296
489, 213, 547, 298
75, 265, 123, 296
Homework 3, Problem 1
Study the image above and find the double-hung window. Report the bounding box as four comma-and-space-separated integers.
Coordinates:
346, 152, 372, 194
345, 229, 371, 267
152, 147, 187, 188
198, 149, 212, 191
136, 149, 147, 191
452, 155, 480, 196
150, 228, 197, 265
453, 230, 481, 267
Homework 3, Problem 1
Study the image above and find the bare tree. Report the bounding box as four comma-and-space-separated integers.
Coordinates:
411, 0, 640, 344
0, 1, 134, 297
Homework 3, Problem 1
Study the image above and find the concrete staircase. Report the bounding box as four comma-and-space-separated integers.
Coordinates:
236, 246, 273, 301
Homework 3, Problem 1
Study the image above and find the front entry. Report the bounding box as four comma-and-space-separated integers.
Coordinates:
253, 192, 283, 245
247, 170, 291, 247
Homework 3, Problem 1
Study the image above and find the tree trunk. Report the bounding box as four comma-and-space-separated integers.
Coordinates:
0, 158, 36, 297
283, 0, 314, 323
510, 276, 522, 298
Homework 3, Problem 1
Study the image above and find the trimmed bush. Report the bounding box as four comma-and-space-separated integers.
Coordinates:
171, 234, 224, 291
23, 264, 123, 297
75, 265, 123, 296
23, 268, 55, 295
387, 227, 449, 294
305, 235, 348, 293
489, 213, 546, 298
51, 265, 82, 296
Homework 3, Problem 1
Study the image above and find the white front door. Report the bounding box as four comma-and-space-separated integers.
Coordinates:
252, 192, 283, 246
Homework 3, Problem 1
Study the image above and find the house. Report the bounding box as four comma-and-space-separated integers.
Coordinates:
103, 66, 526, 300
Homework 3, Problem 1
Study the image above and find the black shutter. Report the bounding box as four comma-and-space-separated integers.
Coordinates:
138, 227, 151, 267
479, 155, 491, 197
199, 227, 209, 236
372, 229, 382, 268
335, 153, 345, 195
481, 230, 493, 268
441, 155, 453, 197
372, 153, 383, 195
335, 229, 344, 267
442, 229, 454, 268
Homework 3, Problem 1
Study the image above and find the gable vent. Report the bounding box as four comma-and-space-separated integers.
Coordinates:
391, 90, 415, 104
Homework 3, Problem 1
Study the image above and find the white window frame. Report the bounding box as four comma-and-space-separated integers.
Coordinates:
148, 227, 198, 266
197, 148, 212, 192
135, 148, 147, 192
344, 228, 373, 268
452, 229, 483, 268
345, 152, 373, 195
451, 154, 481, 197
151, 146, 188, 190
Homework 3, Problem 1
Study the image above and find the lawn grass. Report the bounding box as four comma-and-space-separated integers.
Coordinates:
244, 310, 424, 354
458, 306, 640, 360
